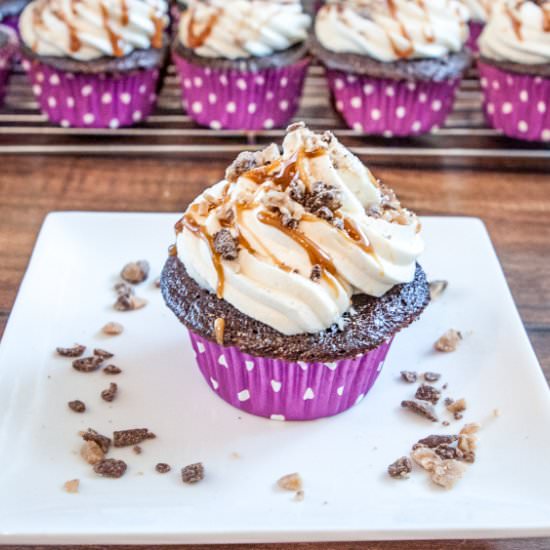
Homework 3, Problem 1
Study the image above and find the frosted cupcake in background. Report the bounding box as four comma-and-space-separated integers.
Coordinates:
161, 123, 430, 421
478, 0, 550, 142
0, 0, 30, 34
309, 0, 471, 137
173, 0, 311, 130
461, 0, 492, 53
19, 0, 169, 128
0, 24, 16, 105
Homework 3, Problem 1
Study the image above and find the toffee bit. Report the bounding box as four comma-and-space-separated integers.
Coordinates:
156, 463, 171, 474
431, 459, 467, 489
214, 317, 225, 346
414, 434, 458, 449
114, 282, 134, 296
56, 344, 86, 358
94, 348, 114, 359
423, 371, 441, 383
387, 456, 412, 479
415, 384, 441, 405
102, 322, 123, 336
401, 399, 438, 422
154, 277, 161, 288
286, 121, 306, 133
73, 356, 104, 373
103, 364, 122, 375
133, 445, 142, 455
113, 428, 156, 448
81, 428, 111, 454
213, 229, 239, 261
400, 370, 418, 383
429, 280, 448, 301
68, 400, 86, 413
294, 490, 305, 502
281, 213, 299, 229
442, 420, 450, 427
101, 382, 118, 402
304, 180, 342, 215
434, 329, 462, 352
63, 479, 80, 493
435, 446, 463, 460
277, 473, 303, 491
93, 458, 127, 479
120, 260, 150, 284
411, 447, 440, 471
181, 462, 205, 484
225, 151, 258, 182
289, 179, 306, 204
80, 440, 105, 465
447, 398, 467, 416
114, 294, 147, 311
310, 264, 322, 282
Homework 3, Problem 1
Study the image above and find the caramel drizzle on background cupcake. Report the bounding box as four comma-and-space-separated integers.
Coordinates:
186, 6, 221, 48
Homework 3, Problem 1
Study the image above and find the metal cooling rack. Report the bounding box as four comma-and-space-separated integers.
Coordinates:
1, 63, 549, 168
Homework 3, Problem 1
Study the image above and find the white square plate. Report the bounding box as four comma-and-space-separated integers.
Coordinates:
1, 213, 550, 545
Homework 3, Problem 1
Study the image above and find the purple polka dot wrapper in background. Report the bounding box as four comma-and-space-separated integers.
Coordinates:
0, 24, 17, 106
326, 70, 460, 137
478, 61, 550, 143
466, 21, 485, 55
173, 52, 310, 130
188, 331, 393, 421
21, 57, 161, 128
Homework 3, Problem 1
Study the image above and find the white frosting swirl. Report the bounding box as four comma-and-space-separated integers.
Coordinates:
479, 0, 550, 64
178, 0, 311, 59
461, 0, 492, 23
315, 0, 469, 62
19, 0, 169, 60
176, 125, 424, 336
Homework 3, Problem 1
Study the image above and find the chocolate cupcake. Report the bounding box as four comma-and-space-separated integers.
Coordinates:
310, 0, 471, 136
172, 0, 312, 130
19, 0, 170, 128
161, 123, 429, 421
478, 0, 550, 142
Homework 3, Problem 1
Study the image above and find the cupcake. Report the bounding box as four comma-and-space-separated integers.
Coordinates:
309, 0, 471, 137
19, 0, 169, 129
461, 0, 492, 53
173, 0, 311, 130
0, 0, 30, 33
0, 23, 16, 104
478, 0, 550, 142
161, 123, 429, 421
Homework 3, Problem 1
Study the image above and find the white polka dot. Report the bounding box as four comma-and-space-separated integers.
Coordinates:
335, 100, 344, 112
183, 78, 191, 89
210, 120, 222, 130
264, 119, 274, 129
197, 342, 205, 353
121, 93, 131, 105
245, 360, 255, 371
60, 119, 70, 128
350, 96, 362, 109
22, 60, 30, 71
480, 77, 488, 89
32, 84, 42, 96
419, 92, 428, 103
506, 75, 514, 86
132, 110, 142, 122
385, 86, 395, 97
220, 74, 228, 86
237, 389, 250, 402
324, 362, 338, 371
226, 101, 236, 113
49, 74, 60, 85
406, 81, 416, 91
47, 96, 56, 108
81, 85, 92, 97
353, 122, 363, 132
109, 118, 120, 129
279, 99, 289, 111
502, 102, 513, 114
139, 84, 147, 94
538, 101, 546, 114
255, 75, 265, 85
204, 67, 212, 76
208, 93, 217, 105
210, 377, 219, 390
431, 99, 442, 112
377, 359, 385, 372
66, 73, 75, 80
36, 72, 44, 83
334, 78, 344, 90
412, 121, 422, 132
248, 103, 257, 114
280, 76, 288, 87
519, 90, 528, 102
396, 106, 406, 119
66, 97, 75, 108
193, 76, 203, 87
153, 70, 159, 79
492, 80, 500, 90
270, 414, 285, 421
363, 83, 374, 95
303, 387, 315, 400
101, 92, 112, 104
346, 74, 357, 83
266, 91, 274, 100
83, 113, 95, 125
149, 93, 157, 103
371, 108, 381, 121
337, 386, 344, 396
192, 101, 203, 114
383, 130, 393, 138
270, 380, 282, 392
487, 102, 495, 114
355, 393, 365, 404
542, 129, 550, 142
298, 361, 308, 370
236, 78, 247, 90
518, 120, 528, 133
534, 76, 542, 85
218, 354, 228, 367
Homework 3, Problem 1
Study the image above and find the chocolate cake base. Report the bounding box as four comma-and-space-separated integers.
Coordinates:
161, 256, 430, 362
479, 56, 550, 78
308, 35, 471, 82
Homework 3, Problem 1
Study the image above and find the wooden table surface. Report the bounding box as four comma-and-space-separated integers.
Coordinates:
1, 155, 549, 550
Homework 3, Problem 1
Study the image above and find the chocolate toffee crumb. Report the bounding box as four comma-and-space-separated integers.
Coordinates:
102, 321, 123, 336
214, 317, 225, 345
115, 282, 134, 296
73, 356, 103, 373
156, 463, 171, 474
400, 370, 418, 383
81, 428, 111, 453
225, 151, 258, 182
442, 383, 448, 390
80, 440, 105, 465
114, 294, 147, 311
442, 420, 450, 427
68, 400, 86, 413
63, 479, 80, 493
434, 329, 462, 352
458, 423, 480, 461
94, 348, 114, 359
401, 399, 438, 422
411, 447, 440, 471
304, 181, 342, 215
121, 260, 150, 284
154, 277, 161, 288
415, 434, 458, 449
181, 462, 205, 484
213, 229, 239, 261
56, 344, 86, 358
294, 490, 305, 502
444, 397, 454, 406
429, 280, 448, 301
423, 372, 441, 383
310, 264, 322, 282
101, 382, 118, 402
103, 364, 122, 375
113, 428, 156, 447
387, 456, 412, 479
93, 458, 127, 478
431, 459, 467, 489
415, 384, 441, 405
133, 445, 142, 455
277, 473, 302, 491
447, 398, 467, 418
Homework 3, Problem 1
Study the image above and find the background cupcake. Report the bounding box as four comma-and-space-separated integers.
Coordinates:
461, 0, 492, 53
173, 0, 311, 130
19, 0, 169, 128
0, 0, 30, 34
0, 23, 16, 104
478, 0, 550, 142
309, 0, 471, 137
161, 123, 429, 421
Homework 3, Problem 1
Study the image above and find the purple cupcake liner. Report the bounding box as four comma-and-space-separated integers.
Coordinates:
326, 69, 460, 137
189, 331, 393, 421
0, 24, 17, 105
478, 61, 550, 143
0, 14, 19, 35
466, 21, 484, 55
22, 57, 161, 128
173, 52, 310, 130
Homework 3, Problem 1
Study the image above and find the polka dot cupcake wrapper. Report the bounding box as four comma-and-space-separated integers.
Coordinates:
189, 330, 392, 421
0, 25, 17, 106
22, 57, 161, 128
327, 69, 460, 137
478, 61, 550, 143
173, 52, 310, 130
467, 21, 484, 55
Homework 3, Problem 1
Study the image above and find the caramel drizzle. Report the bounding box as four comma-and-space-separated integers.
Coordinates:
100, 3, 123, 56
506, 4, 523, 41
51, 8, 81, 53
151, 12, 164, 49
543, 4, 550, 33
186, 7, 220, 48
120, 0, 129, 26
386, 0, 414, 59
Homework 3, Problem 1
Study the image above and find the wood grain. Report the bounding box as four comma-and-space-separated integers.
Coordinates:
0, 155, 549, 550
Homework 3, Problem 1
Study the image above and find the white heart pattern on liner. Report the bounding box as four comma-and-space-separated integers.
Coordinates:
210, 377, 219, 390
271, 380, 282, 392
270, 414, 285, 421
245, 361, 255, 371
303, 388, 315, 400
238, 389, 250, 402
298, 361, 309, 371
355, 393, 365, 404
197, 342, 205, 353
337, 386, 344, 396
324, 362, 338, 371
218, 354, 228, 367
